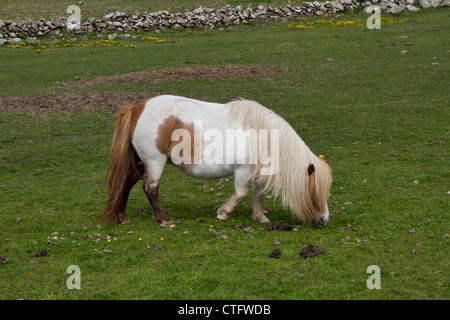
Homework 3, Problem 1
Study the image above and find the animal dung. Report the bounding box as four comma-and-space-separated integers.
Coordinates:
269, 248, 282, 259
265, 220, 293, 231
34, 248, 49, 257
299, 245, 325, 259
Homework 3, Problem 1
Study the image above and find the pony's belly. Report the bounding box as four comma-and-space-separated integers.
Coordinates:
180, 163, 233, 179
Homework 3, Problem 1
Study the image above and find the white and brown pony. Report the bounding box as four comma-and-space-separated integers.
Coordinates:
103, 95, 332, 227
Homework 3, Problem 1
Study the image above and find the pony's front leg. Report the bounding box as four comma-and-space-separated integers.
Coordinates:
252, 182, 270, 223
217, 167, 250, 221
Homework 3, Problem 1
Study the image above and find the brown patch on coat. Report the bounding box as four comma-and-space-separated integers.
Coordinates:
156, 115, 191, 154
155, 115, 202, 173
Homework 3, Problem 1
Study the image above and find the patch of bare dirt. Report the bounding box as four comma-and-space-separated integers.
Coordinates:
0, 91, 150, 115
1, 65, 282, 115
58, 64, 280, 89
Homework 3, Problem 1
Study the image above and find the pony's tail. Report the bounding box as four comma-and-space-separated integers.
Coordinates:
102, 104, 143, 223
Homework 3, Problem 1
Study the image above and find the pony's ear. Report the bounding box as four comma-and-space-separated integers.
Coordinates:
307, 164, 315, 176
325, 157, 333, 164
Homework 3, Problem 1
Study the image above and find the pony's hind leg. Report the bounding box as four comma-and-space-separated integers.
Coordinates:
142, 161, 175, 228
103, 154, 144, 224
216, 167, 250, 221
252, 182, 270, 223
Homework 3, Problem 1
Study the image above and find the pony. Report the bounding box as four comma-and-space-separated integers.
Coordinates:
103, 95, 332, 228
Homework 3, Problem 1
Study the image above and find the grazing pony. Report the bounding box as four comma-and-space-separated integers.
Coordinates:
103, 95, 332, 227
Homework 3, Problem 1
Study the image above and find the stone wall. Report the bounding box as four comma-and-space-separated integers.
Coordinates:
0, 0, 448, 43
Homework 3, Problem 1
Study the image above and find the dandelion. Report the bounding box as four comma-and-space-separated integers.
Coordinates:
160, 237, 164, 241
319, 155, 325, 158
138, 238, 142, 241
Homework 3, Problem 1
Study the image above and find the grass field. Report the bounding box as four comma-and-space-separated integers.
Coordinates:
0, 4, 449, 300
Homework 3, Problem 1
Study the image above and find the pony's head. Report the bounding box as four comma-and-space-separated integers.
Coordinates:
225, 99, 333, 227
305, 157, 333, 228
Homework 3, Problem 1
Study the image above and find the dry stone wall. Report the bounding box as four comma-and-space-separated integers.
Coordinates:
0, 0, 448, 44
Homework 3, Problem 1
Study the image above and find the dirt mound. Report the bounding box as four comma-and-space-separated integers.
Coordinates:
0, 92, 150, 115
1, 65, 280, 115
58, 64, 279, 89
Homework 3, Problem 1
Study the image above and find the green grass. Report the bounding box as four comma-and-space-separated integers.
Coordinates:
0, 7, 449, 300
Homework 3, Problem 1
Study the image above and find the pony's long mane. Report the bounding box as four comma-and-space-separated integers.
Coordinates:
225, 100, 332, 221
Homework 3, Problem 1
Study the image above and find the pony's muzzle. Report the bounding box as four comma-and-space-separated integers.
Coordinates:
313, 216, 328, 228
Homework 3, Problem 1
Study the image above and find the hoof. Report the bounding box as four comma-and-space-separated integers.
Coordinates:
118, 214, 130, 224
160, 219, 175, 228
253, 214, 270, 223
216, 209, 229, 221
